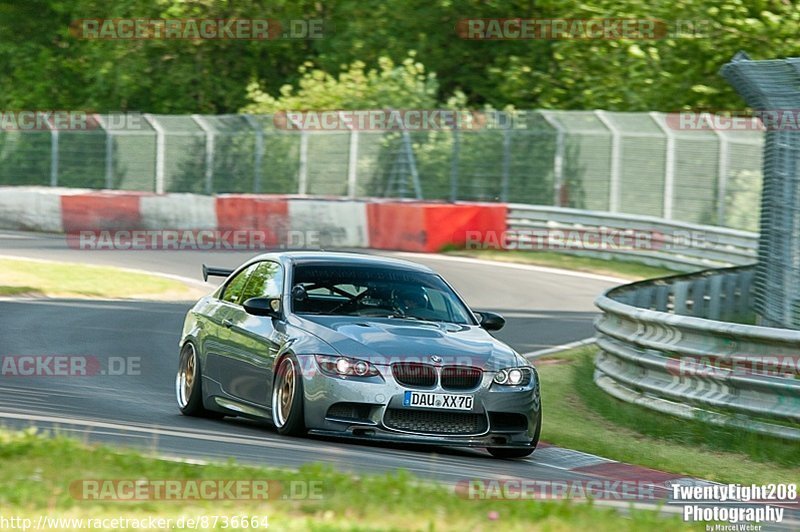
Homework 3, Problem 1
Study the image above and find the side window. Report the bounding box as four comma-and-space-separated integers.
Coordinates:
240, 261, 283, 302
221, 264, 257, 304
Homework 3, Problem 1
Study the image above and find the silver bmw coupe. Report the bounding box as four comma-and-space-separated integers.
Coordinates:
177, 252, 541, 458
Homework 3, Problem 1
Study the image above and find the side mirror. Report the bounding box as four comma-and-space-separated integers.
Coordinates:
476, 311, 505, 331
243, 297, 282, 319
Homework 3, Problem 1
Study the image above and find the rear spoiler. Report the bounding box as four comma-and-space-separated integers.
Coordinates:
202, 264, 234, 282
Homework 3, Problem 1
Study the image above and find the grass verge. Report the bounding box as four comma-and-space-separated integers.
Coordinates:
0, 429, 684, 531
537, 347, 800, 484
445, 249, 681, 280
0, 258, 205, 300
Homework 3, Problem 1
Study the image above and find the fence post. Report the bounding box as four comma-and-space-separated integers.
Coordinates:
144, 114, 166, 194
243, 114, 263, 193
192, 115, 215, 194
46, 117, 59, 187
288, 114, 309, 195
94, 114, 114, 189
711, 114, 730, 226
650, 111, 675, 219
594, 110, 621, 212
401, 129, 422, 199
298, 131, 309, 195
342, 111, 359, 198
540, 111, 565, 207
450, 126, 460, 202
500, 127, 511, 202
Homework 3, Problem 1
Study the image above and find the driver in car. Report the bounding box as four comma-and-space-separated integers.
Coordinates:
393, 286, 439, 320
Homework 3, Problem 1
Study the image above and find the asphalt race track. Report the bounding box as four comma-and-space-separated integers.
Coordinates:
0, 229, 625, 466
10, 229, 787, 523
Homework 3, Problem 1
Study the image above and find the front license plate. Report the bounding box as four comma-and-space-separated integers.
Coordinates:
403, 391, 474, 410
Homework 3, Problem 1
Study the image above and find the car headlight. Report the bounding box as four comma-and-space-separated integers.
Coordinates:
493, 367, 532, 386
315, 355, 380, 378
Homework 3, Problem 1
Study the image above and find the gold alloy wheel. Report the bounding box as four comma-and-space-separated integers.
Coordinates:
272, 357, 296, 427
176, 344, 197, 408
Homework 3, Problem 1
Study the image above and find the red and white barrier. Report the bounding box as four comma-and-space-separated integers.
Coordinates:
0, 187, 507, 252
289, 199, 369, 248
0, 187, 75, 233
140, 194, 217, 230
367, 201, 507, 252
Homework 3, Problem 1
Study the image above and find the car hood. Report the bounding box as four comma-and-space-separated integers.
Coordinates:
290, 315, 521, 370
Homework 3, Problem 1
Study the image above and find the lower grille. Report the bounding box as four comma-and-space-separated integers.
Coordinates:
392, 363, 436, 388
488, 411, 529, 432
383, 408, 487, 435
326, 402, 373, 421
441, 366, 482, 390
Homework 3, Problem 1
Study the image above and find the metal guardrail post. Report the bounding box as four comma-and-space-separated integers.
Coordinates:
191, 115, 215, 194
539, 111, 566, 207
143, 114, 166, 194
650, 112, 675, 219
594, 110, 621, 212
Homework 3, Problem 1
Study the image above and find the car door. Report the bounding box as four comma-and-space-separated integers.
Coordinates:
202, 263, 257, 389
216, 260, 286, 408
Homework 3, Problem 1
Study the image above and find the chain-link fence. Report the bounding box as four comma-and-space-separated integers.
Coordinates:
722, 53, 800, 329
0, 110, 763, 231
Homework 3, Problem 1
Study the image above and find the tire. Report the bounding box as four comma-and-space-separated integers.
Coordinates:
487, 407, 541, 459
271, 354, 306, 436
176, 342, 221, 418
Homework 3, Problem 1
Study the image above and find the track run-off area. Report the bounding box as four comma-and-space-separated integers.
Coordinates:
2, 230, 796, 526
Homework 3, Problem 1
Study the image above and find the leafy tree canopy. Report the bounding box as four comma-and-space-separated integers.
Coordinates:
0, 0, 797, 112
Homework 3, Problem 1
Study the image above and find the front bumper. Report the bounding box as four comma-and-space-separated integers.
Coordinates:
307, 426, 538, 448
298, 355, 541, 448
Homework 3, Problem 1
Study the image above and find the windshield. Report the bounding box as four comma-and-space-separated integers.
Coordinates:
291, 264, 475, 325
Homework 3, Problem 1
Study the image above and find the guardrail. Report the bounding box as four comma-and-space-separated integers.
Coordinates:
508, 204, 757, 272
594, 265, 800, 441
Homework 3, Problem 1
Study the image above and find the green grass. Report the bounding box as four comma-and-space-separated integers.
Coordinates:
0, 285, 41, 296
537, 348, 800, 484
0, 258, 204, 300
445, 249, 681, 280
0, 429, 685, 531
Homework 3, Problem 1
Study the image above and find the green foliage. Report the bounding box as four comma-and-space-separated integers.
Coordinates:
243, 53, 439, 112
1, 0, 798, 113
